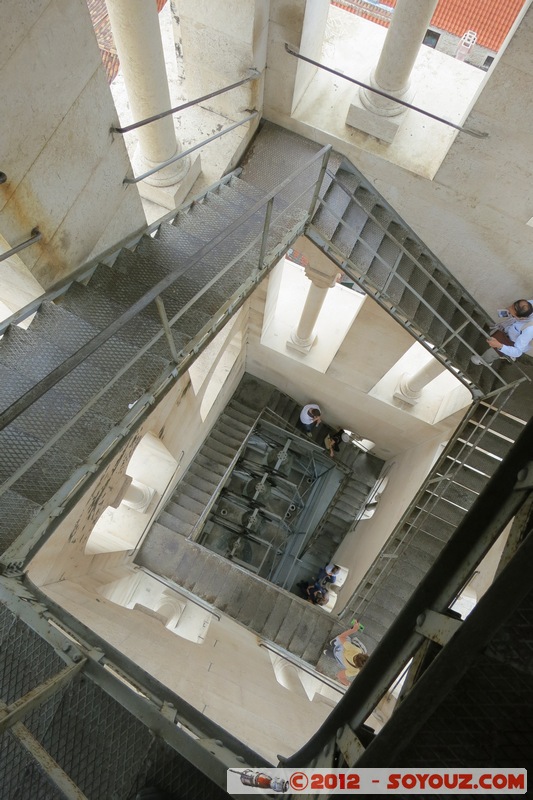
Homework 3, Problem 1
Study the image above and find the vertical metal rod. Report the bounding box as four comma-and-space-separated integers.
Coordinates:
257, 198, 274, 269
307, 147, 332, 220
155, 296, 180, 362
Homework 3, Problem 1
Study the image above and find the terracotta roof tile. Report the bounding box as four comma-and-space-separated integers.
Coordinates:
332, 0, 526, 52
432, 0, 526, 51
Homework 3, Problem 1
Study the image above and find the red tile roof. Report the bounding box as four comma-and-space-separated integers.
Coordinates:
332, 0, 526, 52
432, 0, 526, 51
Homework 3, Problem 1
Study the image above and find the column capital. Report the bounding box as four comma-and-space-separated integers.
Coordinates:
303, 262, 339, 289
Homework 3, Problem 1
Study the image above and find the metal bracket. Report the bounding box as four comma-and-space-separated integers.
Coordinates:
415, 609, 462, 646
336, 724, 365, 767
515, 462, 533, 490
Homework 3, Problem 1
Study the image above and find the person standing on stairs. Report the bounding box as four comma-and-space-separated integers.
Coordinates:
471, 299, 533, 366
317, 563, 340, 586
323, 621, 369, 686
300, 403, 322, 437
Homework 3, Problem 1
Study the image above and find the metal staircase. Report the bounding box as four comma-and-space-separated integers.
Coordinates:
306, 158, 525, 398
0, 146, 330, 570
1, 121, 532, 795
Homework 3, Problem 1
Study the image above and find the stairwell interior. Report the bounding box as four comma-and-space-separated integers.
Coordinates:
2, 122, 532, 766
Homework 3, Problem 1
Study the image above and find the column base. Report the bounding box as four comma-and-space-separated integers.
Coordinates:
286, 330, 317, 354
137, 154, 202, 212
346, 94, 403, 144
393, 373, 422, 405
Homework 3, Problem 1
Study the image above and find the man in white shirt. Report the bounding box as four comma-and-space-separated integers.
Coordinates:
471, 299, 533, 365
299, 403, 321, 437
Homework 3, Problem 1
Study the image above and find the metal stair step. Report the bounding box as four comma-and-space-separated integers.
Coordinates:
349, 210, 390, 273
417, 492, 468, 527
192, 557, 233, 605
275, 598, 311, 649
329, 196, 369, 257
301, 614, 340, 664
178, 478, 212, 506
407, 511, 456, 543
0, 489, 41, 553
9, 445, 83, 506
314, 180, 354, 240
0, 326, 74, 382
361, 596, 398, 630
449, 440, 501, 477
473, 403, 527, 439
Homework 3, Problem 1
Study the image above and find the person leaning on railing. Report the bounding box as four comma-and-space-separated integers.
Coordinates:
471, 299, 533, 366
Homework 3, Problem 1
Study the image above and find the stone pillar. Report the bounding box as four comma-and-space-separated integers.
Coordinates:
346, 0, 439, 142
287, 262, 339, 354
394, 358, 446, 405
106, 0, 201, 207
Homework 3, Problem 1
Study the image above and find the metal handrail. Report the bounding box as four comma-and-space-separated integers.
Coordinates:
0, 170, 241, 337
0, 228, 41, 263
112, 71, 260, 134
284, 43, 489, 139
339, 383, 520, 621
0, 144, 331, 432
123, 112, 259, 184
281, 416, 533, 766
310, 167, 529, 394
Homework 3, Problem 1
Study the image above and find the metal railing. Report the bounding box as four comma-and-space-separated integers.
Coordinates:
285, 44, 489, 138
0, 144, 332, 570
308, 166, 528, 395
113, 70, 261, 184
123, 112, 259, 184
0, 228, 41, 263
112, 71, 260, 134
339, 381, 524, 622
281, 416, 533, 766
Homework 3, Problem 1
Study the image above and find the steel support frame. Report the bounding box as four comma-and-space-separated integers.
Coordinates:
0, 576, 270, 791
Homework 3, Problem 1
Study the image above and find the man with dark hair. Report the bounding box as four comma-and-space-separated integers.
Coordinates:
471, 298, 533, 365
299, 403, 322, 437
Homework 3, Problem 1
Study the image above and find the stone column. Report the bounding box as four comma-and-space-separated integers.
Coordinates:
394, 358, 446, 405
106, 0, 201, 207
287, 262, 339, 354
346, 0, 439, 142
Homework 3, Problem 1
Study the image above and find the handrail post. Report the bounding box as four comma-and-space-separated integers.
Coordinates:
257, 198, 274, 269
307, 147, 332, 220
155, 296, 180, 362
